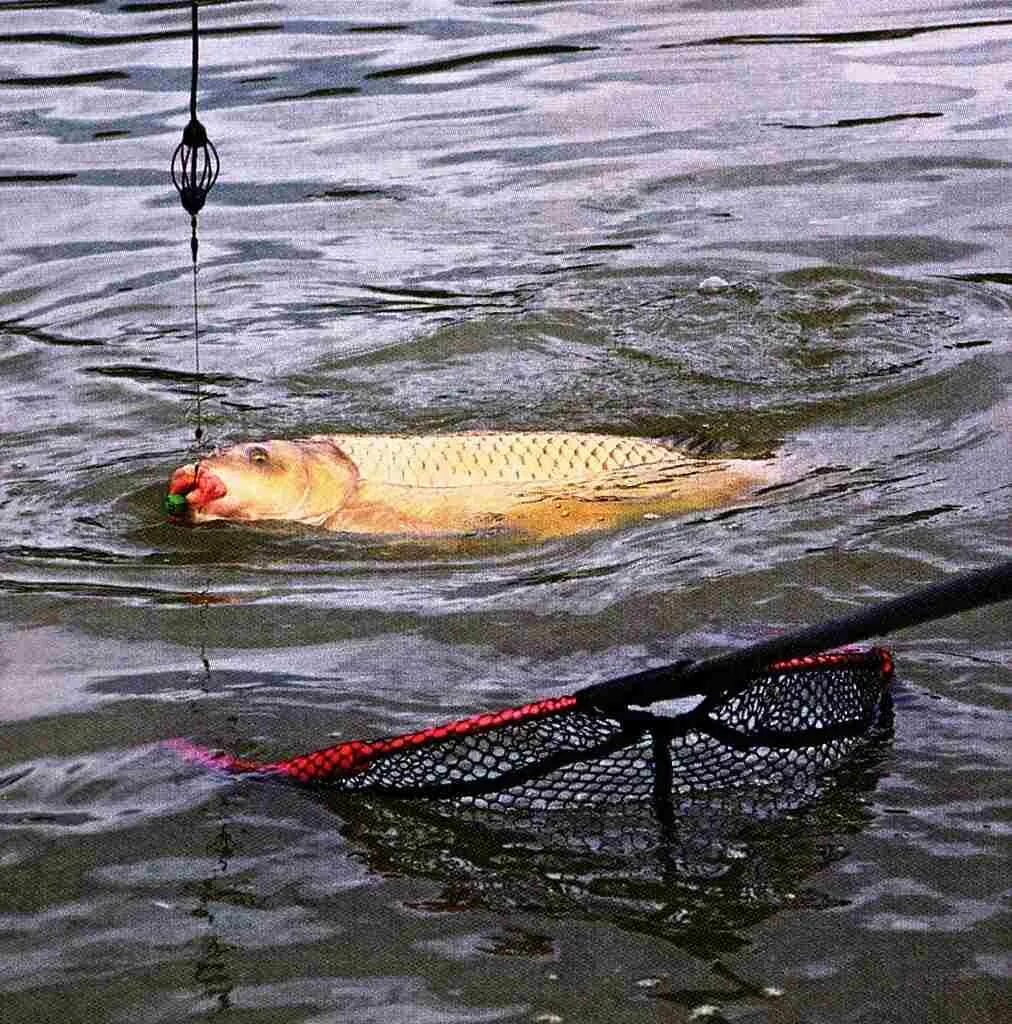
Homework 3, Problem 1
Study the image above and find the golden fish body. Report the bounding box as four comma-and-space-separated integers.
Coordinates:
167, 432, 778, 539
322, 432, 703, 487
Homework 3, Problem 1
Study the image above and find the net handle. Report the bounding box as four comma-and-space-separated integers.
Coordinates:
577, 561, 1012, 710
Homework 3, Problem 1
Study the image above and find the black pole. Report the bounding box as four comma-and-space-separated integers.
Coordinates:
577, 561, 1012, 709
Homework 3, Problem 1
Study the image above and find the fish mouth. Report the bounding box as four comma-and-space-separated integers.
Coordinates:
166, 464, 228, 519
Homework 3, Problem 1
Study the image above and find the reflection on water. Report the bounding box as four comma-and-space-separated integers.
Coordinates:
0, 1, 1009, 1022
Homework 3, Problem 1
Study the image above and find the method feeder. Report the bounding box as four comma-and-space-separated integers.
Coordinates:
170, 1, 219, 261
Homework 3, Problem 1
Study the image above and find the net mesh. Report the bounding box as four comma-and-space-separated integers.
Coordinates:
181, 648, 893, 815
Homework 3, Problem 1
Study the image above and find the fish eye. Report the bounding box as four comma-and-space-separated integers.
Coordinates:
248, 445, 270, 465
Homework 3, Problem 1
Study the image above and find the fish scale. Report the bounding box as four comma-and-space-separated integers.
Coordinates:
322, 432, 676, 489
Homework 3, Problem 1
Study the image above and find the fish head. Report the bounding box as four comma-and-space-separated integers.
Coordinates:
166, 438, 358, 526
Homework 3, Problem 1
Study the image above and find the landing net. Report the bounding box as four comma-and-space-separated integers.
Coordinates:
177, 648, 893, 814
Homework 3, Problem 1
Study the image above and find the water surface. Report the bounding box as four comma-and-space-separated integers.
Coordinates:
1, 2, 1009, 1022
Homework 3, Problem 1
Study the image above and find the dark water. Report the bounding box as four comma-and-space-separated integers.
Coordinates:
1, 1, 1009, 1021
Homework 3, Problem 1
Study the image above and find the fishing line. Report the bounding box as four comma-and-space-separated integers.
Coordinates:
191, 247, 202, 442
169, 16, 239, 990
171, 0, 219, 453
168, 1, 222, 681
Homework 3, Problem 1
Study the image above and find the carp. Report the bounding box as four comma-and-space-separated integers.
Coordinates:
165, 432, 778, 539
